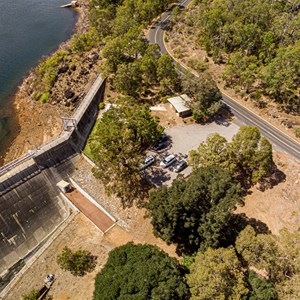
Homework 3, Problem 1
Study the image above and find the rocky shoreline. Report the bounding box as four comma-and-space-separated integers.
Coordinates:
1, 0, 96, 165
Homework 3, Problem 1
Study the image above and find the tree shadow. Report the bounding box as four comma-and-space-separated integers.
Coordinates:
144, 167, 171, 187
213, 113, 232, 127
257, 166, 286, 191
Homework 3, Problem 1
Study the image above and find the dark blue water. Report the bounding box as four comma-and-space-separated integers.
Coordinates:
0, 0, 78, 159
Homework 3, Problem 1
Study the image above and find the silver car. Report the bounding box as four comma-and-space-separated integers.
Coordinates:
160, 154, 176, 168
174, 160, 187, 173
140, 155, 155, 169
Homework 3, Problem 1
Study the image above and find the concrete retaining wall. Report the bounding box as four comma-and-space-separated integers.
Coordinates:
0, 74, 106, 278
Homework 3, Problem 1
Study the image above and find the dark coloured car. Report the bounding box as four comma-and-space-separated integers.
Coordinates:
152, 141, 167, 151
157, 134, 168, 143
174, 160, 187, 173
151, 134, 169, 151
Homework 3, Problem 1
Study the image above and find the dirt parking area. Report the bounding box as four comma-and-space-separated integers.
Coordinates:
143, 119, 240, 186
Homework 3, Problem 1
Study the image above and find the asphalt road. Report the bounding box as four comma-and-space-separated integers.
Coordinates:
147, 0, 300, 161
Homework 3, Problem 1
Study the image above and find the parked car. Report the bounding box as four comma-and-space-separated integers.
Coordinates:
140, 155, 155, 169
157, 134, 168, 143
151, 134, 169, 151
160, 154, 176, 168
174, 160, 187, 173
152, 141, 168, 151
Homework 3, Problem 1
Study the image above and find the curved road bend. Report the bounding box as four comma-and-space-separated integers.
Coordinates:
147, 0, 300, 160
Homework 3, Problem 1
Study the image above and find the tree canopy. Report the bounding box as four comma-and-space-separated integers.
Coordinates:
187, 246, 248, 300
93, 242, 190, 300
182, 72, 222, 122
173, 0, 300, 111
146, 167, 242, 252
189, 126, 275, 186
87, 96, 163, 205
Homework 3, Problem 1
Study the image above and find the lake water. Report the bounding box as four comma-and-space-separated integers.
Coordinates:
0, 0, 78, 160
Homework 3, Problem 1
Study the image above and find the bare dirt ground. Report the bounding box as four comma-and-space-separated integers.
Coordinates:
236, 152, 300, 234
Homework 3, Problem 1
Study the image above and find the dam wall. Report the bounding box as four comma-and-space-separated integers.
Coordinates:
0, 74, 106, 277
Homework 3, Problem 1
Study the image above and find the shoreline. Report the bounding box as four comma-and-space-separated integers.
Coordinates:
0, 1, 90, 166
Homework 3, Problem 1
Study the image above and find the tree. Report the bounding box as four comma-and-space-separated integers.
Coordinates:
157, 54, 180, 90
88, 96, 163, 205
93, 242, 190, 300
102, 27, 148, 73
189, 126, 275, 186
222, 52, 259, 92
189, 133, 235, 172
235, 226, 287, 283
187, 246, 248, 299
231, 126, 274, 185
57, 247, 97, 276
182, 72, 222, 122
139, 44, 161, 85
114, 62, 142, 96
146, 167, 242, 252
262, 43, 300, 111
246, 271, 278, 300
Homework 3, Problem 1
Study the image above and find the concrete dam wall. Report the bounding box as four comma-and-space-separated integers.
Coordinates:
0, 74, 105, 277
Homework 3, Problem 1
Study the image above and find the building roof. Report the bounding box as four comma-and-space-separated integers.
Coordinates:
167, 94, 191, 113
57, 180, 71, 190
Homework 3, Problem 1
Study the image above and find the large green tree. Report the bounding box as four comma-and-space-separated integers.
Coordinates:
146, 167, 242, 252
187, 246, 248, 299
189, 126, 275, 186
88, 96, 163, 205
235, 226, 287, 283
245, 271, 278, 300
231, 126, 274, 185
114, 62, 142, 96
93, 242, 190, 300
189, 133, 235, 172
182, 72, 222, 122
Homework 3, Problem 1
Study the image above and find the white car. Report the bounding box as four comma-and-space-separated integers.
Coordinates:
160, 154, 176, 168
140, 155, 155, 169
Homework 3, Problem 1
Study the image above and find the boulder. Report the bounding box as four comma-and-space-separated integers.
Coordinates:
64, 89, 75, 99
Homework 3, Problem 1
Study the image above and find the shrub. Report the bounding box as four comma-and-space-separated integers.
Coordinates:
294, 126, 300, 138
56, 247, 97, 276
33, 91, 42, 101
99, 102, 105, 109
40, 93, 49, 103
22, 289, 39, 300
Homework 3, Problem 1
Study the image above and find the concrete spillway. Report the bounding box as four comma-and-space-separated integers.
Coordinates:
0, 74, 106, 279
0, 166, 69, 275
